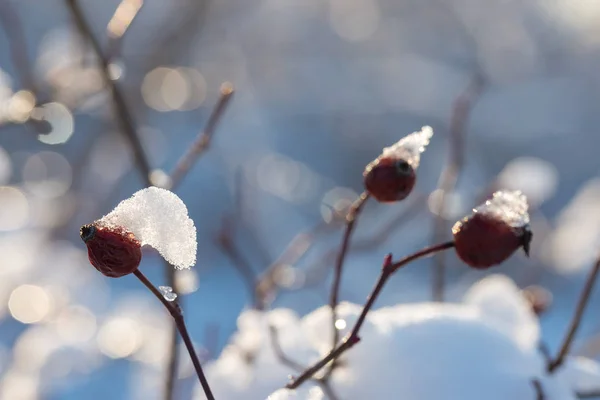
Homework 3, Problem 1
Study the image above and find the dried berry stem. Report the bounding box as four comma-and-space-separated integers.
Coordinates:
287, 241, 455, 389
169, 82, 235, 189
133, 270, 216, 400
66, 0, 153, 185
329, 192, 370, 354
431, 75, 484, 302
548, 256, 600, 373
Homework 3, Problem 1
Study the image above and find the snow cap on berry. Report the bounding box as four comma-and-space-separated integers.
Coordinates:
474, 190, 530, 228
381, 125, 433, 169
98, 187, 197, 269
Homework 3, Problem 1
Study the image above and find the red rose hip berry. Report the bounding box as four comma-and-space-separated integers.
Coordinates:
452, 190, 532, 269
363, 126, 433, 203
364, 157, 416, 202
80, 223, 142, 278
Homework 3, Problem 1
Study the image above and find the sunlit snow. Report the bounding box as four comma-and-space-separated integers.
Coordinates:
98, 187, 197, 269
474, 190, 530, 228
195, 275, 599, 400
381, 126, 433, 169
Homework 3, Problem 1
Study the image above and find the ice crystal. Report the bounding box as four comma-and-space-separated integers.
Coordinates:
474, 190, 530, 228
381, 126, 433, 168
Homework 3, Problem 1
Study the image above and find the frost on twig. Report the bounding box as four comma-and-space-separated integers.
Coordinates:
99, 187, 197, 269
381, 125, 433, 169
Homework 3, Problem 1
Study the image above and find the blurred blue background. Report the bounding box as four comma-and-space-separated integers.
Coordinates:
1, 0, 600, 399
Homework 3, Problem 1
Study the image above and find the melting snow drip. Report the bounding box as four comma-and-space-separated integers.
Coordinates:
381, 126, 433, 169
159, 286, 178, 302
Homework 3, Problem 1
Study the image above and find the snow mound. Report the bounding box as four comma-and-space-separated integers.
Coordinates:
195, 274, 598, 400
474, 190, 530, 228
381, 126, 433, 168
99, 187, 197, 269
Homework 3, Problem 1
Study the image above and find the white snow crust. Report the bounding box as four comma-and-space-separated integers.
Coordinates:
195, 275, 599, 400
381, 126, 433, 168
99, 187, 197, 269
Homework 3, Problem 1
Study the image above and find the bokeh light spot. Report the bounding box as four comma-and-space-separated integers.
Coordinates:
9, 285, 51, 324
142, 66, 206, 112
22, 151, 72, 198
35, 102, 74, 145
97, 317, 141, 359
0, 186, 29, 231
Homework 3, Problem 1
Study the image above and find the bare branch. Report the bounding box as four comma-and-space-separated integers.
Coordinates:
169, 82, 234, 189
66, 0, 153, 185
329, 192, 370, 355
548, 256, 600, 372
287, 242, 455, 389
134, 270, 215, 400
431, 75, 485, 302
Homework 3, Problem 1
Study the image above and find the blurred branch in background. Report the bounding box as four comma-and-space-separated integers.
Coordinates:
217, 214, 260, 308
106, 0, 144, 61
431, 74, 485, 302
300, 193, 426, 290
65, 0, 153, 185
256, 216, 342, 309
328, 192, 370, 363
578, 390, 600, 399
169, 82, 234, 189
532, 379, 544, 400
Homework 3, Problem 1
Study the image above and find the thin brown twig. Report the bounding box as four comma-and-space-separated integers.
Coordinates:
133, 270, 215, 400
217, 216, 260, 308
329, 192, 370, 358
169, 82, 234, 189
532, 379, 545, 400
66, 0, 153, 185
287, 241, 455, 389
301, 194, 427, 289
548, 256, 600, 373
256, 217, 342, 308
431, 75, 485, 302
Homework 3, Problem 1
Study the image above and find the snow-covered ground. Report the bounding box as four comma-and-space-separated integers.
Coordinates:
199, 275, 600, 400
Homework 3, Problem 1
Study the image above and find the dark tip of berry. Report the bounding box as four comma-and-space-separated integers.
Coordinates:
395, 160, 412, 176
80, 224, 96, 243
522, 225, 533, 257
